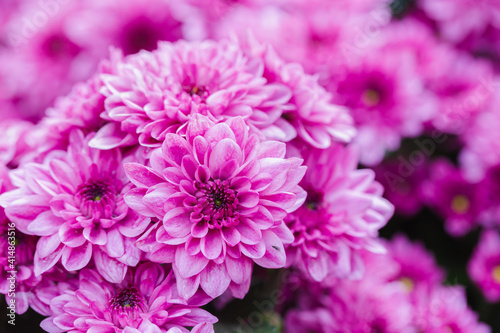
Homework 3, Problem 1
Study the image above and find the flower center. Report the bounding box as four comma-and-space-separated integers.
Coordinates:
362, 88, 381, 107
75, 178, 117, 219
399, 277, 414, 292
183, 83, 209, 100
305, 189, 323, 211
109, 285, 147, 328
451, 195, 469, 214
194, 179, 239, 229
492, 266, 500, 283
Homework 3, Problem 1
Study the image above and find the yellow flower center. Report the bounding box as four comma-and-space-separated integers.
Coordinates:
451, 195, 469, 214
362, 89, 381, 106
399, 277, 414, 292
492, 266, 500, 283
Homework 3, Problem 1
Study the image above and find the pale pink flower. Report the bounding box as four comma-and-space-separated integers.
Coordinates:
0, 130, 150, 283
126, 116, 305, 299
284, 143, 393, 281
41, 263, 217, 333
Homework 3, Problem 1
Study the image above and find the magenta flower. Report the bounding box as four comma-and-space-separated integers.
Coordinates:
0, 130, 150, 283
334, 44, 433, 165
385, 235, 444, 293
126, 116, 305, 299
284, 267, 415, 333
413, 286, 491, 333
468, 229, 500, 302
426, 51, 494, 134
461, 103, 500, 181
238, 35, 356, 148
421, 159, 484, 236
90, 38, 295, 150
284, 143, 393, 281
41, 263, 217, 333
419, 0, 500, 43
70, 0, 203, 56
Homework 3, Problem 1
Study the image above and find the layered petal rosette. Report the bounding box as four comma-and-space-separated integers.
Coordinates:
0, 130, 150, 283
125, 116, 305, 299
41, 262, 217, 333
284, 143, 394, 281
90, 39, 294, 150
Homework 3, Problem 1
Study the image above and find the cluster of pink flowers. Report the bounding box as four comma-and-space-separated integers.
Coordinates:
1, 0, 499, 332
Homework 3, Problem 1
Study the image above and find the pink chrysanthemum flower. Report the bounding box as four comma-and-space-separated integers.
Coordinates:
419, 0, 500, 43
238, 35, 356, 148
126, 116, 305, 299
69, 0, 203, 57
413, 286, 491, 333
460, 95, 500, 181
284, 143, 393, 281
0, 130, 150, 283
333, 45, 433, 165
385, 235, 444, 294
89, 38, 294, 150
0, 165, 39, 314
41, 263, 217, 333
284, 265, 415, 333
468, 229, 500, 302
421, 159, 484, 237
426, 51, 494, 134
0, 119, 35, 168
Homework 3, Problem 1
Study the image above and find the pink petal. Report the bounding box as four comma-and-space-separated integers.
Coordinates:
199, 261, 231, 298
93, 248, 127, 283
124, 188, 156, 217
200, 230, 223, 260
59, 223, 86, 247
61, 243, 93, 271
253, 231, 287, 269
237, 190, 259, 208
208, 139, 242, 175
26, 211, 62, 236
163, 207, 192, 238
162, 133, 191, 166
176, 274, 200, 300
124, 163, 164, 188
204, 123, 236, 145
175, 247, 209, 278
225, 256, 252, 285
89, 122, 137, 149
34, 243, 64, 276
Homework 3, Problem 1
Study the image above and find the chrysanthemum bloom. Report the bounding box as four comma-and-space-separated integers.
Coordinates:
0, 165, 39, 314
89, 37, 355, 151
3, 1, 94, 121
460, 98, 500, 181
425, 51, 494, 134
41, 263, 217, 333
69, 0, 204, 56
127, 116, 305, 299
284, 266, 415, 333
284, 143, 393, 281
0, 130, 150, 283
419, 0, 500, 43
468, 230, 500, 302
0, 119, 35, 168
384, 235, 444, 294
89, 38, 294, 150
421, 159, 484, 236
237, 35, 356, 148
333, 45, 433, 165
413, 286, 491, 333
